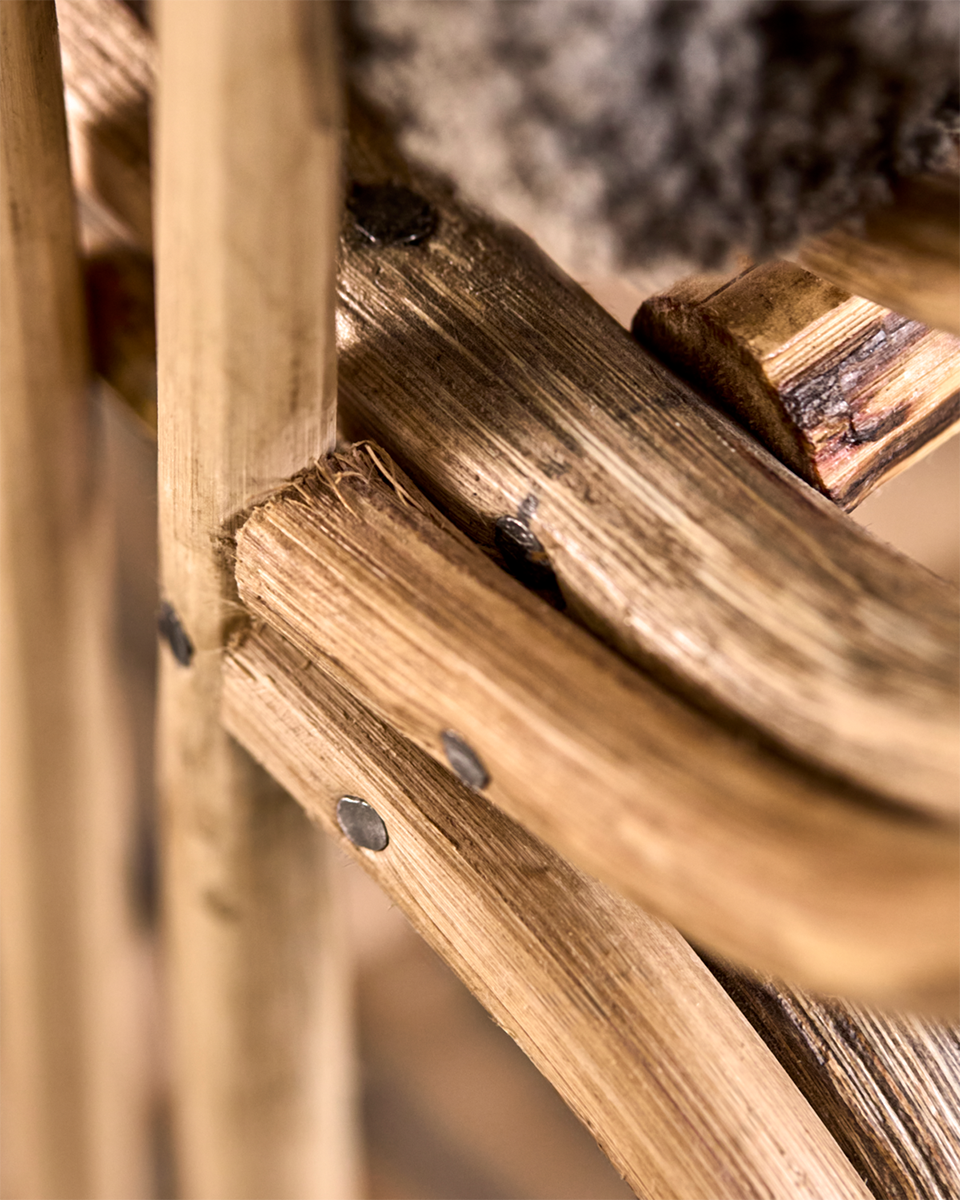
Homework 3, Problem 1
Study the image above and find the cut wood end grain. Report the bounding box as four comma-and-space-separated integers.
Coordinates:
633, 259, 960, 508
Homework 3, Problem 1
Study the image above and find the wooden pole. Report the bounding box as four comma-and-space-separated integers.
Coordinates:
154, 3, 355, 1196
0, 3, 150, 1196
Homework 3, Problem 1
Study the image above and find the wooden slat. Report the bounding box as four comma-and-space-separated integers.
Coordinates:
632, 261, 960, 509
222, 621, 871, 1200
154, 3, 355, 1196
337, 104, 959, 821
233, 447, 958, 1012
793, 172, 960, 338
0, 3, 150, 1196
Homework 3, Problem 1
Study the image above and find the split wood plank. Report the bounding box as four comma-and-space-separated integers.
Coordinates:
793, 171, 960, 337
337, 104, 959, 821
233, 447, 959, 1013
0, 3, 150, 1196
222, 620, 872, 1200
154, 3, 355, 1197
705, 957, 960, 1200
632, 261, 960, 509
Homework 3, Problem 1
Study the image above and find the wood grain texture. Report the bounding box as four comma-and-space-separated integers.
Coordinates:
632, 261, 960, 509
222, 620, 872, 1200
56, 0, 155, 250
794, 172, 960, 337
336, 105, 959, 822
233, 447, 958, 1012
154, 3, 355, 1196
705, 957, 960, 1200
0, 4, 150, 1196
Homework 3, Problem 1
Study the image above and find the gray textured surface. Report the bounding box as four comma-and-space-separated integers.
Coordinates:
346, 0, 959, 275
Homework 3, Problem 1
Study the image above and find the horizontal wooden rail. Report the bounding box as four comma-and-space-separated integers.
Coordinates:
338, 105, 959, 821
222, 621, 871, 1200
793, 171, 960, 338
232, 446, 958, 1012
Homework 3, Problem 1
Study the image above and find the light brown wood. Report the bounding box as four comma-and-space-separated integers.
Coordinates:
0, 4, 150, 1196
222, 620, 872, 1200
632, 261, 960, 509
154, 2, 355, 1196
706, 957, 960, 1200
793, 172, 960, 337
338, 106, 959, 822
56, 0, 155, 251
233, 447, 958, 1012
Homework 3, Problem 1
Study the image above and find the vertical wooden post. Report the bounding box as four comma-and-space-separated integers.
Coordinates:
0, 3, 150, 1196
154, 2, 355, 1197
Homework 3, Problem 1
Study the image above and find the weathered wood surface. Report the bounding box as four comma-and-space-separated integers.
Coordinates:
705, 957, 960, 1200
794, 171, 960, 338
338, 108, 959, 822
632, 261, 960, 509
233, 447, 958, 1012
0, 4, 150, 1196
56, 0, 154, 250
154, 2, 356, 1196
222, 619, 872, 1200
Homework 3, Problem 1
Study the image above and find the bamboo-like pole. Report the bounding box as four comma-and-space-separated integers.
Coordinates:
0, 3, 149, 1196
154, 3, 356, 1196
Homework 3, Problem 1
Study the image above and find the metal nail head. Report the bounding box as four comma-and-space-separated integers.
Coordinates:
336, 796, 389, 852
347, 182, 437, 247
441, 730, 490, 790
493, 515, 560, 592
158, 601, 194, 666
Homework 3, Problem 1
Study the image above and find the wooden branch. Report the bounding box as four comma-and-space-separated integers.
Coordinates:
0, 4, 150, 1195
632, 261, 960, 509
233, 447, 958, 1012
338, 103, 959, 821
793, 172, 960, 338
704, 957, 960, 1200
154, 3, 355, 1196
223, 620, 872, 1200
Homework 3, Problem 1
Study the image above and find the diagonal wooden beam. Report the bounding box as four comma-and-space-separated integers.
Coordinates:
223, 619, 873, 1200
232, 447, 958, 1013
